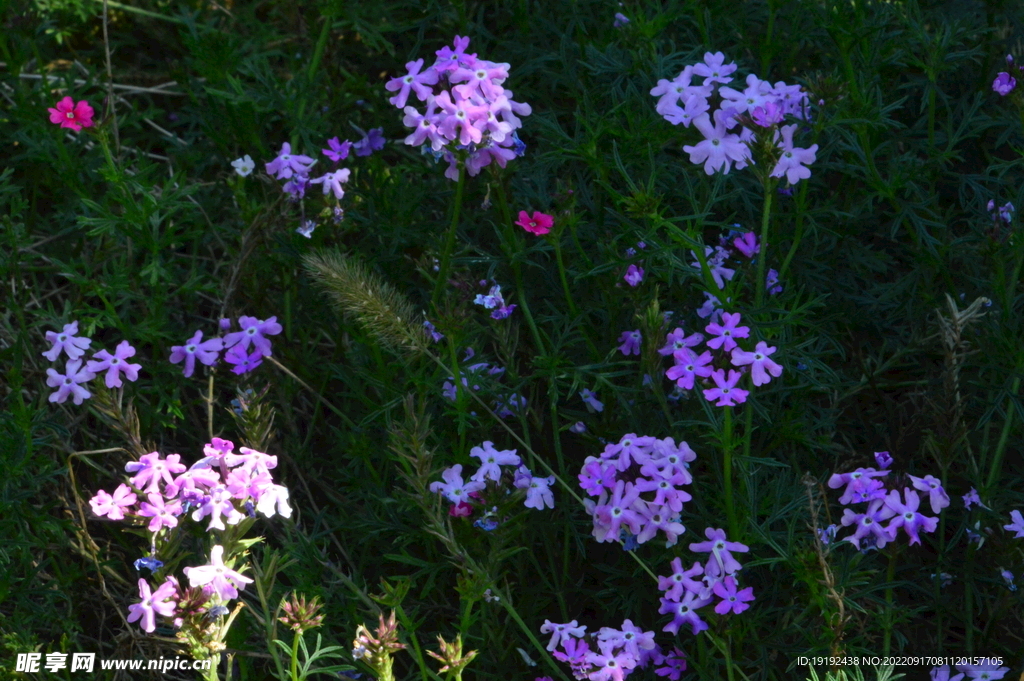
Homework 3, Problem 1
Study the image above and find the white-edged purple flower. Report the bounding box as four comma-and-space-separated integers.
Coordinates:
1003, 509, 1024, 538
309, 168, 350, 200
183, 545, 253, 601
429, 464, 485, 504
45, 358, 95, 405
223, 316, 282, 357
908, 474, 950, 513
169, 330, 224, 378
730, 340, 783, 386
580, 388, 604, 413
618, 329, 642, 356
469, 441, 521, 482
265, 142, 316, 180
89, 483, 137, 520
539, 619, 586, 652
85, 340, 142, 388
126, 578, 177, 633
42, 321, 92, 361
688, 527, 749, 578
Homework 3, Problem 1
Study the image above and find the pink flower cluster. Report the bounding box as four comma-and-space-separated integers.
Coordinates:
578, 434, 696, 547
41, 321, 142, 405
89, 438, 291, 632
429, 441, 555, 517
662, 312, 783, 408
650, 52, 818, 183
658, 528, 754, 636
541, 619, 686, 681
389, 35, 532, 179
169, 315, 282, 377
826, 463, 947, 549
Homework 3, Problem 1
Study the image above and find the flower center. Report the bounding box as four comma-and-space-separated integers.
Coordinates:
111, 358, 120, 364
404, 76, 413, 83
712, 139, 720, 146
247, 328, 256, 335
755, 354, 763, 360
785, 151, 793, 158
476, 70, 486, 79
66, 112, 75, 119
187, 345, 196, 352
64, 378, 72, 385
58, 334, 67, 341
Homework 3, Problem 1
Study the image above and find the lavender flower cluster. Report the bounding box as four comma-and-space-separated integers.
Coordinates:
658, 529, 754, 635
578, 434, 695, 548
651, 51, 818, 183
42, 321, 141, 404
441, 347, 527, 419
430, 441, 555, 523
169, 316, 282, 378
540, 619, 676, 681
824, 458, 946, 549
662, 311, 783, 408
89, 438, 291, 632
389, 35, 531, 179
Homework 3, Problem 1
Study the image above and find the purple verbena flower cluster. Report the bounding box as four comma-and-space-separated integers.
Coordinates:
89, 438, 291, 632
542, 619, 685, 681
440, 347, 525, 418
663, 312, 783, 407
826, 463, 947, 550
930, 663, 1012, 681
41, 321, 142, 405
651, 52, 817, 183
389, 36, 531, 179
429, 442, 555, 520
657, 527, 755, 636
169, 316, 281, 377
579, 434, 696, 548
474, 281, 517, 319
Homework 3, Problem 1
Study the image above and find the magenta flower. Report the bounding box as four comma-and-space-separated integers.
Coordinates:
322, 137, 352, 162
770, 124, 818, 185
126, 578, 177, 633
191, 484, 244, 530
540, 619, 586, 652
386, 58, 439, 108
750, 101, 784, 127
223, 316, 282, 357
469, 441, 521, 482
666, 348, 714, 390
89, 483, 137, 520
85, 341, 142, 388
689, 527, 749, 578
993, 72, 1017, 96
1004, 510, 1024, 538
732, 232, 759, 258
42, 321, 92, 361
429, 464, 486, 504
702, 368, 749, 407
883, 488, 938, 545
956, 663, 1011, 680
704, 312, 750, 352
931, 665, 966, 681
654, 647, 688, 680
309, 168, 350, 200
840, 498, 897, 550
657, 558, 705, 601
580, 388, 605, 412
658, 590, 711, 635
683, 110, 751, 175
691, 52, 737, 85
585, 647, 637, 681
623, 264, 645, 287
907, 474, 950, 514
712, 575, 755, 614
47, 96, 95, 132
265, 142, 316, 180
829, 467, 890, 505
169, 331, 224, 378
125, 452, 187, 494
45, 358, 95, 405
730, 340, 783, 386
515, 210, 553, 235
658, 327, 704, 355
138, 493, 184, 532
224, 344, 264, 374
618, 329, 642, 356
183, 545, 253, 601
579, 458, 617, 496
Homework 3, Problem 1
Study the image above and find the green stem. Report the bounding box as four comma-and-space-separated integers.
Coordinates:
882, 546, 896, 656
290, 632, 301, 681
446, 335, 468, 458
552, 235, 577, 317
723, 406, 738, 540
493, 180, 546, 355
432, 165, 467, 311
754, 179, 776, 312
985, 375, 1020, 492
